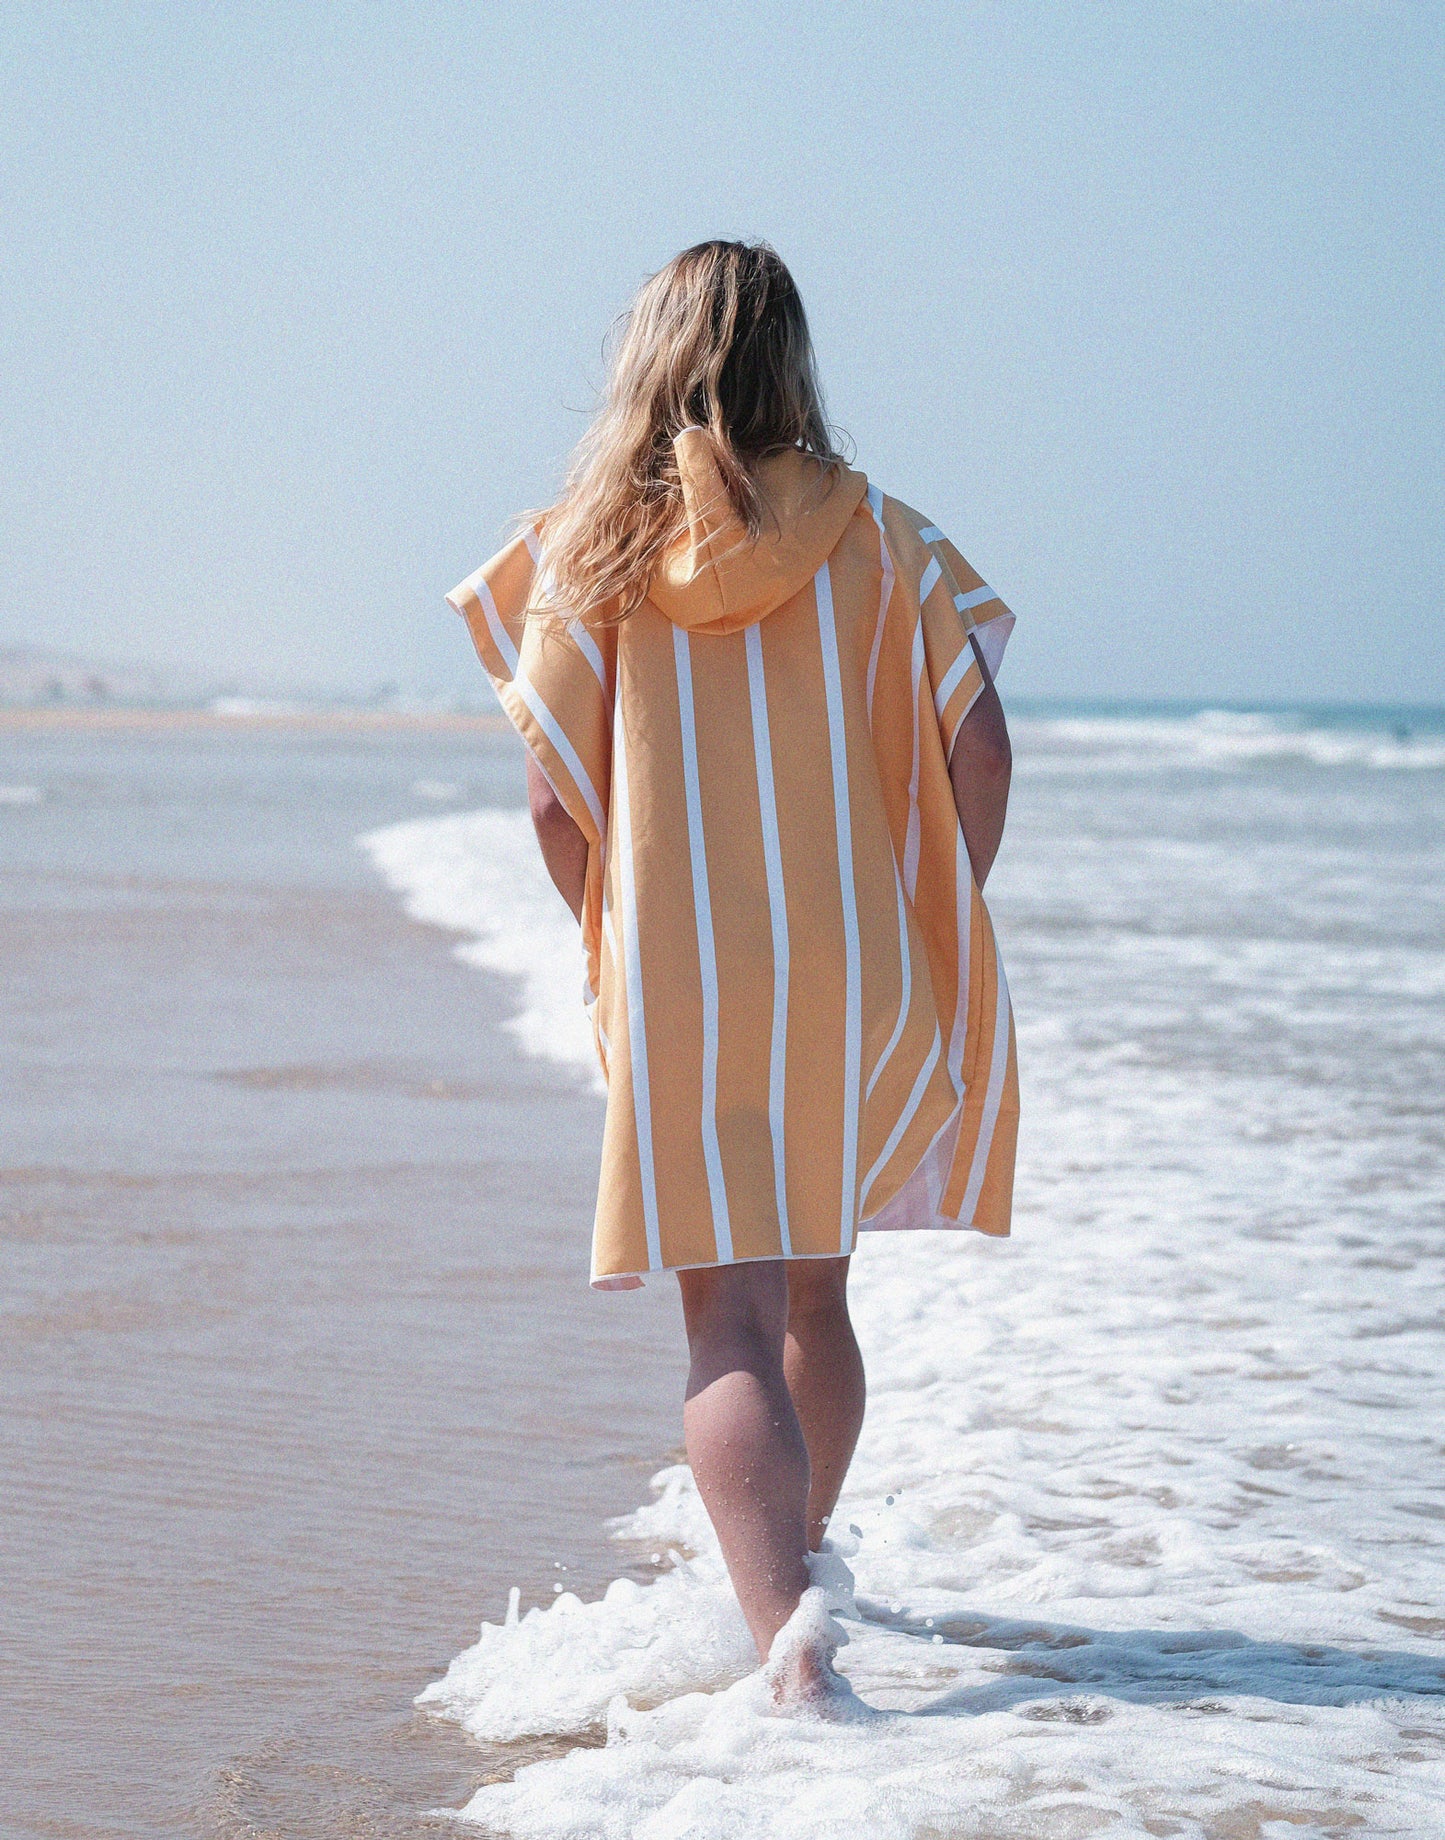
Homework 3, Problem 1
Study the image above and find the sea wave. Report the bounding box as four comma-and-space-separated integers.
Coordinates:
365, 783, 1445, 1838
1014, 707, 1445, 775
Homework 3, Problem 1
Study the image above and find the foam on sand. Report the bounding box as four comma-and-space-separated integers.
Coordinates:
363, 711, 1445, 1837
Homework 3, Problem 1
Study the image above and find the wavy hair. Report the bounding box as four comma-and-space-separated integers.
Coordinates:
530, 240, 844, 625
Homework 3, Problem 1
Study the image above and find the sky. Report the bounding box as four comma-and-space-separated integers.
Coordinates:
1, 1, 1440, 705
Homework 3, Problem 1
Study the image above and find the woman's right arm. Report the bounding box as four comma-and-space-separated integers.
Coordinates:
948, 652, 1012, 889
526, 753, 588, 923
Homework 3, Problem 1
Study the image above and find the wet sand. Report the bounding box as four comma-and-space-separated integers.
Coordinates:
0, 716, 684, 1838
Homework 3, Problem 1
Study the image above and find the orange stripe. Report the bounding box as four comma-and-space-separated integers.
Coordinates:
693, 627, 780, 1261
617, 609, 716, 1269
765, 590, 848, 1257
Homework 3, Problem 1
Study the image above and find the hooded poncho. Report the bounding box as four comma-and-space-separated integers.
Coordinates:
448, 431, 1019, 1287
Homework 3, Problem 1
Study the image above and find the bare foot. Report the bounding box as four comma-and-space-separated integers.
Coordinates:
762, 1585, 866, 1718
768, 1639, 852, 1714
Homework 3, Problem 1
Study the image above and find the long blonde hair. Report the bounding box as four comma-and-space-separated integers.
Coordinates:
533, 241, 844, 625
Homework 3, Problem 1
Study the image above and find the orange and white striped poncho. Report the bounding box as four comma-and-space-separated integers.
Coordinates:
448, 431, 1019, 1288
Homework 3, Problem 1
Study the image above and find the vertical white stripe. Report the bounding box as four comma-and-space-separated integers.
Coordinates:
924, 1108, 946, 1217
815, 561, 862, 1254
932, 647, 978, 721
956, 945, 1012, 1223
567, 618, 610, 699
511, 672, 606, 838
861, 1025, 942, 1208
864, 484, 895, 722
519, 527, 560, 612
522, 528, 569, 623
903, 619, 925, 898
672, 628, 734, 1265
744, 624, 793, 1258
945, 658, 988, 758
611, 705, 662, 1271
860, 491, 914, 1101
594, 884, 619, 1070
947, 829, 972, 1097
919, 556, 943, 603
473, 575, 519, 676
865, 864, 912, 1101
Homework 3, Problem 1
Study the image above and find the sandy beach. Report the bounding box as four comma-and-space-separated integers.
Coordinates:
0, 713, 682, 1837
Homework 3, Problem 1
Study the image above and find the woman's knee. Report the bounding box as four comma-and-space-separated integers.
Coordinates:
678, 1259, 790, 1356
785, 1255, 851, 1329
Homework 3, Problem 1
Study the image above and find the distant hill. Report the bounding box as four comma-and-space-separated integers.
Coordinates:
0, 645, 192, 707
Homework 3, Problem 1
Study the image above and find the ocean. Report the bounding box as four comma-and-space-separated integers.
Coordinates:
3, 701, 1443, 1838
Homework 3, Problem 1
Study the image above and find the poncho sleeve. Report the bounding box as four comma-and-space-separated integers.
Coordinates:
911, 521, 1016, 757
445, 529, 613, 850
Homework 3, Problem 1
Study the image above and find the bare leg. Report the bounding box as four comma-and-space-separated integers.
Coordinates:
784, 1257, 866, 1551
677, 1260, 811, 1664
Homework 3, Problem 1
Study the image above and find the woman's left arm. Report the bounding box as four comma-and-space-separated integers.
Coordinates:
526, 753, 587, 922
948, 649, 1012, 890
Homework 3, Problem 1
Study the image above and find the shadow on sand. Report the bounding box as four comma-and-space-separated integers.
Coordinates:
854, 1600, 1445, 1717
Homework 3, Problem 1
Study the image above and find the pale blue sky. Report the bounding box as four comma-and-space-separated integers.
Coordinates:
1, 2, 1440, 702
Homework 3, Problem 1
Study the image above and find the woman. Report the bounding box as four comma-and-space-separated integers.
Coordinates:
447, 241, 1018, 1703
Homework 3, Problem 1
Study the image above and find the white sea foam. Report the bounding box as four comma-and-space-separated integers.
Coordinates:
359, 807, 599, 1081
209, 695, 304, 717
364, 713, 1445, 1837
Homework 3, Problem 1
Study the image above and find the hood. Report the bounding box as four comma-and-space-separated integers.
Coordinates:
648, 427, 868, 634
